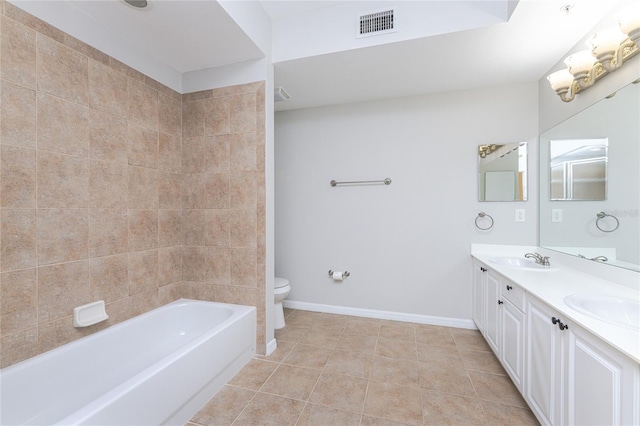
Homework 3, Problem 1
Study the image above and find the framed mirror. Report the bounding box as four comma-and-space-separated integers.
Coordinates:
478, 142, 528, 201
539, 81, 640, 272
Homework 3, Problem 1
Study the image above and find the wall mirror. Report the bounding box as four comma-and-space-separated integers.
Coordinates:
539, 81, 640, 272
550, 138, 608, 201
478, 142, 528, 201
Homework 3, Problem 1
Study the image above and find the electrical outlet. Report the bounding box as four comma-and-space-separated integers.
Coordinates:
552, 209, 563, 222
515, 209, 525, 222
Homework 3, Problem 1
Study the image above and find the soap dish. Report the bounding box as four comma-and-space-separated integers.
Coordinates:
73, 300, 109, 328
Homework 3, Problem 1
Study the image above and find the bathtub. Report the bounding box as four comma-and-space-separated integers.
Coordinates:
0, 299, 256, 425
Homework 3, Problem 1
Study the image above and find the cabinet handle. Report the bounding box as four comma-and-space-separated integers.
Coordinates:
498, 300, 504, 305
551, 317, 569, 330
480, 267, 487, 272
506, 285, 513, 291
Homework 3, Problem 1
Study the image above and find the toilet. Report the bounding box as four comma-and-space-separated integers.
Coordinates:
274, 277, 291, 330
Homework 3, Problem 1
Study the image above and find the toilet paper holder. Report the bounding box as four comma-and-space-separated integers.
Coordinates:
328, 270, 350, 277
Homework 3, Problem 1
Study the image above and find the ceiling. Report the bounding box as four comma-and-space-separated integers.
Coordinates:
9, 0, 627, 111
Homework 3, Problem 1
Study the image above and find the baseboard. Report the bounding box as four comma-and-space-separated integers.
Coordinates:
265, 338, 277, 356
283, 300, 476, 330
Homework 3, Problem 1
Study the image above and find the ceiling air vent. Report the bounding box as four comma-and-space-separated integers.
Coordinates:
357, 8, 396, 38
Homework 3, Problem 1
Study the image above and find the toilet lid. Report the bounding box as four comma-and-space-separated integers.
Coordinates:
275, 277, 289, 289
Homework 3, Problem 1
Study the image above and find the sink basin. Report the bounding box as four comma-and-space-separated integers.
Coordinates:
564, 294, 640, 330
489, 257, 554, 271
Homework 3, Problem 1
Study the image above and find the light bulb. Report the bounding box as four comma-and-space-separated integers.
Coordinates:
547, 69, 574, 91
564, 50, 597, 77
588, 27, 627, 58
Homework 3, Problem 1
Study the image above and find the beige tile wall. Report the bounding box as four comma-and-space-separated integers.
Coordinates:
0, 2, 267, 367
180, 84, 267, 355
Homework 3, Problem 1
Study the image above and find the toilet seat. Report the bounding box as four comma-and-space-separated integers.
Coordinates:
275, 277, 289, 289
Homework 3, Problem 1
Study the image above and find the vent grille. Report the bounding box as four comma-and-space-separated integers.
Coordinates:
358, 9, 395, 38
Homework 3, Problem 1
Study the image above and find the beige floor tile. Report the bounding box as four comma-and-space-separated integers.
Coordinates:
415, 325, 456, 348
364, 381, 424, 425
275, 325, 309, 343
258, 340, 296, 363
324, 349, 374, 379
232, 392, 305, 426
190, 385, 255, 426
309, 371, 368, 413
345, 316, 381, 336
417, 343, 461, 364
419, 355, 467, 373
361, 415, 414, 425
450, 328, 492, 352
299, 325, 342, 347
418, 361, 476, 397
192, 310, 534, 426
283, 310, 327, 328
375, 337, 418, 361
282, 343, 332, 370
379, 320, 416, 342
228, 359, 278, 391
459, 348, 506, 375
481, 400, 539, 425
421, 389, 486, 425
335, 332, 378, 355
260, 364, 320, 401
370, 356, 419, 388
469, 370, 528, 408
313, 312, 350, 328
297, 403, 362, 426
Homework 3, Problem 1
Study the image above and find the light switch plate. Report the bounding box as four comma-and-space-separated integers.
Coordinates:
515, 209, 525, 222
552, 209, 563, 222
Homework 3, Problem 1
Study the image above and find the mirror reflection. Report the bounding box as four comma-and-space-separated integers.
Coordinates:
550, 138, 608, 201
539, 81, 640, 272
478, 142, 528, 201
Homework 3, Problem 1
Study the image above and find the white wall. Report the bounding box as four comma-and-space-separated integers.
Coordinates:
275, 83, 538, 322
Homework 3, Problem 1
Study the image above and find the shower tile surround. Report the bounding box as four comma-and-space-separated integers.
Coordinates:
0, 2, 267, 367
188, 309, 538, 425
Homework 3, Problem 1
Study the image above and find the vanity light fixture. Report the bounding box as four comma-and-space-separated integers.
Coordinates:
478, 144, 501, 158
547, 2, 640, 102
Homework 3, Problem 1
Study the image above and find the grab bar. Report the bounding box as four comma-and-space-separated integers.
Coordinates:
330, 178, 392, 187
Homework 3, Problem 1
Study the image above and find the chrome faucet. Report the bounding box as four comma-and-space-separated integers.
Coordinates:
578, 254, 609, 262
525, 252, 551, 268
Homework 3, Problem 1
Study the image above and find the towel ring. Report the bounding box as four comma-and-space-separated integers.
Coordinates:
475, 212, 494, 230
595, 212, 619, 233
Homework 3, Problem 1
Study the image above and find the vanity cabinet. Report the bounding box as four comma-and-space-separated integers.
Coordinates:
471, 260, 486, 333
500, 284, 525, 390
525, 295, 639, 426
472, 260, 525, 391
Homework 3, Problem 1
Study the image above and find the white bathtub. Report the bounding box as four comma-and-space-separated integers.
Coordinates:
0, 299, 256, 425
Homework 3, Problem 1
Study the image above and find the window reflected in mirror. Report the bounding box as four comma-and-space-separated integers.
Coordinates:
478, 142, 528, 201
549, 138, 607, 201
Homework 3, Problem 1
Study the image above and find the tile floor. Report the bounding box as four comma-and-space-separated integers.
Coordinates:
187, 309, 539, 426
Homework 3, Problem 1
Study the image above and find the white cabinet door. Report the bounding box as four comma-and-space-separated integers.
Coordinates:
565, 324, 639, 426
472, 260, 487, 332
525, 297, 564, 426
484, 269, 501, 355
501, 298, 525, 391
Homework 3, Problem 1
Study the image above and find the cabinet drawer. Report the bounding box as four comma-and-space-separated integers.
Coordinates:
501, 281, 524, 311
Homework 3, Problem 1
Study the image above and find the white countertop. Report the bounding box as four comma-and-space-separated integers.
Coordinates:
471, 244, 640, 364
